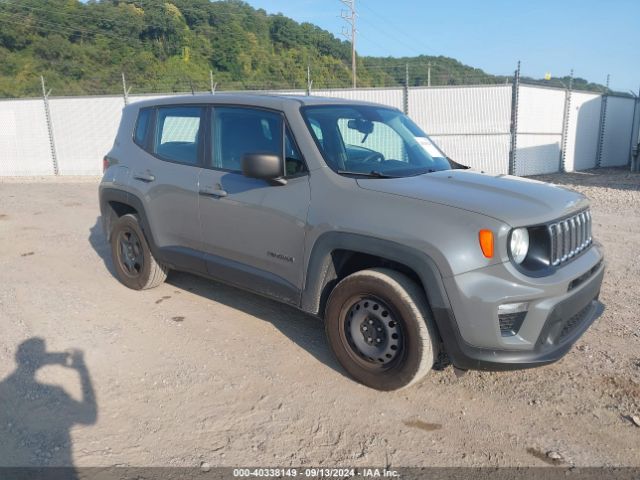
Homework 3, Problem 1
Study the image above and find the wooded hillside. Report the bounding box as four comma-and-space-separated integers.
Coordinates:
0, 0, 609, 97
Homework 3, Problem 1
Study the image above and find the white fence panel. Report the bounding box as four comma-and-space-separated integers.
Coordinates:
409, 86, 512, 173
515, 86, 565, 175
410, 86, 511, 134
49, 96, 125, 175
430, 134, 511, 174
515, 134, 561, 176
600, 96, 635, 167
0, 99, 53, 176
314, 87, 404, 110
517, 86, 565, 133
564, 92, 601, 171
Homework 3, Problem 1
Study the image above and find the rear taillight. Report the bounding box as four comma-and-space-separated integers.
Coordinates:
103, 156, 110, 172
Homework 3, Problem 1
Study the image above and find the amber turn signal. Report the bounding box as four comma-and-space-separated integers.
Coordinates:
479, 229, 494, 258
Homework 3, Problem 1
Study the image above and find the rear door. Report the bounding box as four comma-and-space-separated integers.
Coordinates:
128, 105, 204, 267
197, 106, 310, 304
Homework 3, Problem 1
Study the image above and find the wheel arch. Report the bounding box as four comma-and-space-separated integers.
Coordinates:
99, 188, 156, 251
301, 232, 453, 321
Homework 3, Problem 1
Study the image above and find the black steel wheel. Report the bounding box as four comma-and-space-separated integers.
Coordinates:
325, 268, 438, 390
116, 227, 145, 278
110, 214, 168, 290
341, 295, 404, 369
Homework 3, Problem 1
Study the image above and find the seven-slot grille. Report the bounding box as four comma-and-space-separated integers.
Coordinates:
548, 210, 592, 266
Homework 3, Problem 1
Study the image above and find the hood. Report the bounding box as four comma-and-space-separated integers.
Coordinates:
356, 170, 588, 226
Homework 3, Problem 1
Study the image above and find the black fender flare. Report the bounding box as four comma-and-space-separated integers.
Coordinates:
99, 187, 160, 256
301, 231, 468, 367
301, 231, 453, 316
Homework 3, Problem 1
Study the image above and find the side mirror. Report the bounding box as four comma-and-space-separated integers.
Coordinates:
241, 153, 287, 185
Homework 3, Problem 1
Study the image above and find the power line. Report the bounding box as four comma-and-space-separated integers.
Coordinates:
0, 1, 510, 94
3, 0, 433, 78
357, 14, 423, 58
358, 0, 432, 56
357, 29, 397, 58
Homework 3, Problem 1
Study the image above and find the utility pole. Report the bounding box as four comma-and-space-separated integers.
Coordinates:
340, 0, 357, 89
427, 62, 431, 87
306, 64, 313, 96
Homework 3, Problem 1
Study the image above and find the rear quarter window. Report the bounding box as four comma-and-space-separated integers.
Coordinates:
134, 108, 151, 147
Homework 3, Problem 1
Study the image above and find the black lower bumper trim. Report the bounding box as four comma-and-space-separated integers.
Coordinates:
433, 265, 605, 371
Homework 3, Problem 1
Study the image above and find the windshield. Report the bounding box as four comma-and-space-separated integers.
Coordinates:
301, 105, 452, 177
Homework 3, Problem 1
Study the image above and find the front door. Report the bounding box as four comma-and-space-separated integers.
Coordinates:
198, 106, 310, 304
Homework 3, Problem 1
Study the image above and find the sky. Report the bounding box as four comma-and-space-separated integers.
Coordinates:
245, 0, 639, 93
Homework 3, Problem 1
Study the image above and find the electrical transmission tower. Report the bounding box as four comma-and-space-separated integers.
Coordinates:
340, 0, 357, 88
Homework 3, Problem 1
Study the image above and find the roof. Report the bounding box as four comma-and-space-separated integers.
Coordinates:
127, 92, 396, 110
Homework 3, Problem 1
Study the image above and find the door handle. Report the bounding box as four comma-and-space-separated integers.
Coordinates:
133, 170, 155, 182
198, 185, 227, 198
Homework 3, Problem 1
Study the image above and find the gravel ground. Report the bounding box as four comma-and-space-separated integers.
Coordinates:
0, 167, 639, 468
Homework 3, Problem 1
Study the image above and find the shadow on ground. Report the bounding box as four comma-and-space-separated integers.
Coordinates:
89, 218, 116, 277
167, 271, 346, 378
0, 338, 97, 476
88, 217, 346, 380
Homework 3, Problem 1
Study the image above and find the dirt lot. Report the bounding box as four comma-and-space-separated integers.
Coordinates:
0, 168, 639, 468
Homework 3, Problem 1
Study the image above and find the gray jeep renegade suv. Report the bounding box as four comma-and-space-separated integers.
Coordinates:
100, 94, 605, 390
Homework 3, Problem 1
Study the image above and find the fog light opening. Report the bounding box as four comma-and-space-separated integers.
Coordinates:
498, 302, 529, 337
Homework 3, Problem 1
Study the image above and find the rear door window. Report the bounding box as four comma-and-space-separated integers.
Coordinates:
153, 106, 204, 166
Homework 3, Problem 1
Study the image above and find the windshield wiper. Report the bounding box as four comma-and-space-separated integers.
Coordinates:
404, 168, 437, 177
447, 156, 470, 169
337, 170, 397, 178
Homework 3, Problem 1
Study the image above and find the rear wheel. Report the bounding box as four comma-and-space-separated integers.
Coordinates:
325, 268, 437, 390
110, 214, 167, 290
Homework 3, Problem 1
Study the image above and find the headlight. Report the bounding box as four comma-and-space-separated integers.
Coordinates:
510, 228, 530, 264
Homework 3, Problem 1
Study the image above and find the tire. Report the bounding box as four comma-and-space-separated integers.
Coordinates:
325, 268, 438, 391
110, 213, 168, 290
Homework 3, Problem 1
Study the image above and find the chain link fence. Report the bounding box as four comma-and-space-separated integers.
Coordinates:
0, 76, 638, 176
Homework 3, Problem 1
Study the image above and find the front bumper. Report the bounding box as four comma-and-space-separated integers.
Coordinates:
434, 246, 605, 371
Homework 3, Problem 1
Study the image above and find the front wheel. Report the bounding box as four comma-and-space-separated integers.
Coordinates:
325, 268, 438, 390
